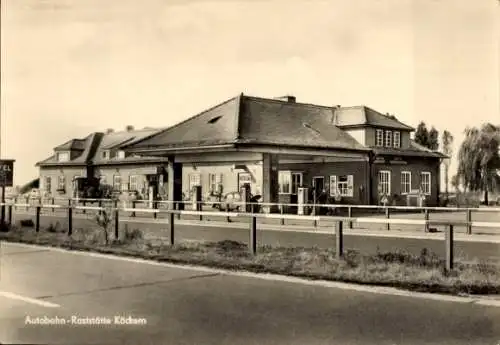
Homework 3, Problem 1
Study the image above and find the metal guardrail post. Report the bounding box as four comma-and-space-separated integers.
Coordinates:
348, 207, 353, 229
68, 207, 73, 236
98, 200, 102, 215
385, 207, 390, 230
51, 198, 55, 213
280, 205, 284, 226
7, 204, 12, 225
445, 224, 454, 272
249, 215, 257, 254
424, 209, 429, 232
153, 201, 157, 219
35, 206, 41, 232
466, 209, 472, 235
336, 220, 343, 259
131, 200, 136, 218
168, 212, 175, 246
114, 207, 119, 240
82, 200, 86, 214
199, 202, 203, 221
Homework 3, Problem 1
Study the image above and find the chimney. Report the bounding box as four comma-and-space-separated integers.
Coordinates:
106, 128, 114, 134
125, 125, 134, 132
274, 95, 296, 103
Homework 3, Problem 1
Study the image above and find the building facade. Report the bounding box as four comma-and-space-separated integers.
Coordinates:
36, 94, 446, 209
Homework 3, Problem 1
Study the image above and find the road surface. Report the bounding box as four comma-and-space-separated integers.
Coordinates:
1, 241, 499, 345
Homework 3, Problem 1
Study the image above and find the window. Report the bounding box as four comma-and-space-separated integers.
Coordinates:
44, 177, 51, 192
291, 173, 303, 194
129, 175, 138, 191
121, 183, 128, 192
102, 151, 110, 160
209, 173, 223, 194
378, 170, 391, 195
329, 175, 354, 197
278, 171, 291, 194
117, 150, 126, 159
57, 152, 70, 162
113, 175, 121, 191
189, 173, 201, 191
238, 172, 252, 191
57, 175, 66, 191
401, 171, 411, 194
393, 131, 401, 148
376, 129, 384, 147
421, 172, 431, 195
385, 130, 392, 147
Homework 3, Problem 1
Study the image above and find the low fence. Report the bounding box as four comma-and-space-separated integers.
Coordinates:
6, 197, 500, 235
4, 203, 500, 272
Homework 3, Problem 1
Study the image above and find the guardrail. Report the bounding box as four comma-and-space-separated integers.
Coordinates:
4, 203, 500, 272
5, 197, 500, 235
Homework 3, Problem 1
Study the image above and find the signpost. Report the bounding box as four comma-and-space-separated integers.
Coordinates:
0, 159, 15, 225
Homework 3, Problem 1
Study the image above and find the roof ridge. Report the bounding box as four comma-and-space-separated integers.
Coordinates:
243, 94, 336, 111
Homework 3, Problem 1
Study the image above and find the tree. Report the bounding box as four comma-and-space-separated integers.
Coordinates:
414, 122, 429, 148
457, 123, 500, 204
442, 130, 454, 197
429, 127, 439, 151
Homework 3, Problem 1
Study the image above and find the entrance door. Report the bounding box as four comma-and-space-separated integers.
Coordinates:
312, 176, 324, 197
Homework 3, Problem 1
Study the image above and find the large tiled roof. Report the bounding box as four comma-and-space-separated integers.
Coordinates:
124, 94, 369, 152
92, 128, 167, 164
334, 106, 414, 131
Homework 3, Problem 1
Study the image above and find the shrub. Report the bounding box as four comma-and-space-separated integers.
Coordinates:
46, 221, 61, 233
123, 226, 143, 242
20, 219, 34, 227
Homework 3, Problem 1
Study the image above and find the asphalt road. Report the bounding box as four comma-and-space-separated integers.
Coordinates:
11, 211, 500, 263
1, 241, 499, 345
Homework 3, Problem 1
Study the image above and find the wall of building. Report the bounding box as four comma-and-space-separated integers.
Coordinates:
39, 166, 86, 198
278, 160, 370, 204
344, 129, 366, 146
182, 162, 263, 200
371, 157, 441, 206
94, 164, 162, 197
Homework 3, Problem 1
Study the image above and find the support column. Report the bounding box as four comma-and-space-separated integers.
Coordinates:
167, 157, 183, 211
262, 153, 279, 213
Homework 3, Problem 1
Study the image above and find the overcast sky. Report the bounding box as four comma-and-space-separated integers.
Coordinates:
1, 0, 499, 187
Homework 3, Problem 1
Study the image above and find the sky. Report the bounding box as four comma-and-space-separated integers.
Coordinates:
1, 0, 499, 188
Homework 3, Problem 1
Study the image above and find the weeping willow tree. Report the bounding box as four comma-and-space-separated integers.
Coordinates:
457, 123, 500, 204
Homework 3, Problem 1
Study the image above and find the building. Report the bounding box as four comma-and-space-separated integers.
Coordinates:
119, 94, 446, 209
36, 94, 446, 209
36, 126, 168, 201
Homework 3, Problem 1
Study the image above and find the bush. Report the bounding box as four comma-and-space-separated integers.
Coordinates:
20, 219, 34, 227
124, 226, 143, 242
46, 221, 61, 233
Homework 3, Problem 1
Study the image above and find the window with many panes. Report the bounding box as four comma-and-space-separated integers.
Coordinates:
376, 129, 384, 147
329, 175, 354, 197
129, 175, 138, 191
401, 171, 411, 194
385, 130, 392, 147
278, 171, 291, 194
57, 152, 70, 162
189, 173, 201, 192
208, 173, 223, 194
291, 172, 303, 194
393, 131, 401, 148
113, 175, 121, 191
378, 170, 391, 195
44, 177, 52, 193
421, 172, 431, 195
57, 175, 66, 191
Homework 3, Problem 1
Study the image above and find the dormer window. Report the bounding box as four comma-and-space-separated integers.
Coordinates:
117, 150, 126, 159
376, 129, 384, 147
385, 130, 392, 147
393, 131, 401, 148
102, 150, 110, 160
57, 152, 70, 162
